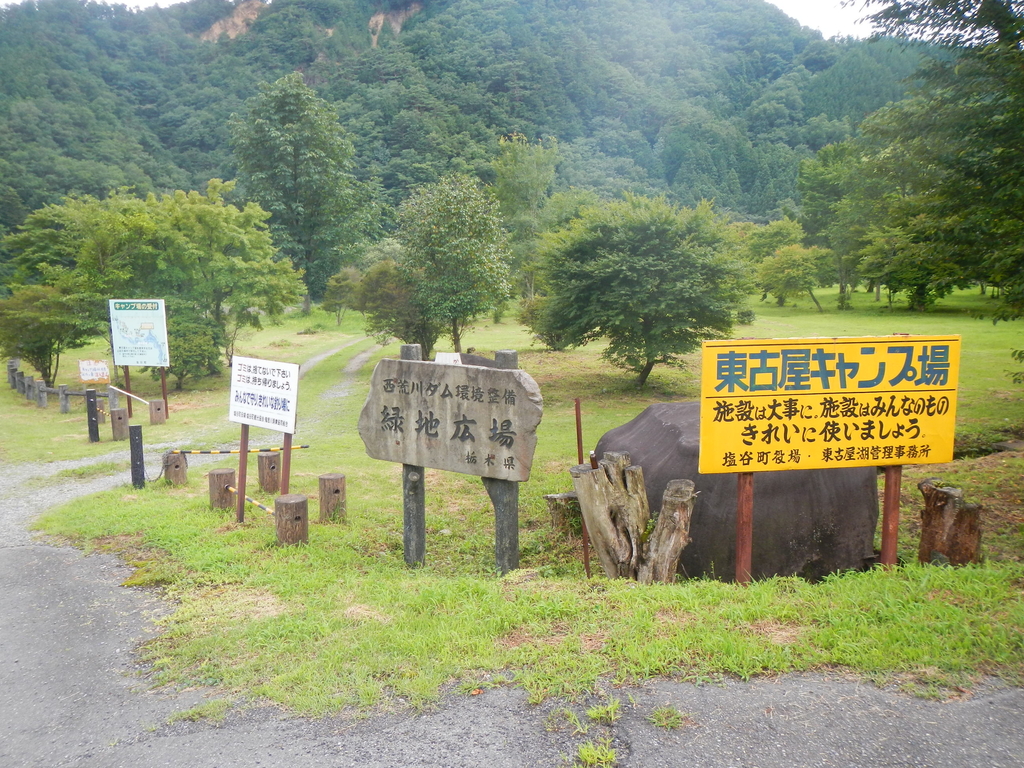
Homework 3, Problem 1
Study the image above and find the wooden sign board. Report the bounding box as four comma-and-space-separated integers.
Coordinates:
228, 355, 300, 434
78, 359, 110, 384
109, 299, 170, 367
698, 335, 961, 474
358, 358, 543, 482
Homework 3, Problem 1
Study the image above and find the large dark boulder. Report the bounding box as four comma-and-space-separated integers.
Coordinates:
594, 402, 879, 581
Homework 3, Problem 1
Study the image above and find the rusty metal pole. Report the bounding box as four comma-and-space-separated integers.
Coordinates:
160, 367, 169, 420
736, 472, 754, 584
574, 398, 593, 579
236, 424, 250, 523
880, 465, 902, 567
280, 432, 293, 495
122, 366, 133, 418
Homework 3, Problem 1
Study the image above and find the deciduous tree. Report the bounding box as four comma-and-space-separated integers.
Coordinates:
535, 195, 741, 386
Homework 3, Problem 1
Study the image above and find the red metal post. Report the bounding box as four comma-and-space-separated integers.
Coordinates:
280, 432, 293, 495
160, 367, 169, 419
880, 465, 902, 567
122, 366, 133, 418
574, 398, 593, 579
236, 424, 250, 523
736, 472, 754, 584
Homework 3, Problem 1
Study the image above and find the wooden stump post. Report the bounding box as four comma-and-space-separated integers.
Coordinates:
570, 451, 694, 584
59, 385, 70, 414
163, 453, 188, 485
918, 479, 982, 566
275, 494, 308, 545
544, 492, 581, 533
208, 468, 236, 509
24, 376, 35, 401
36, 385, 47, 408
318, 473, 347, 523
149, 399, 167, 425
15, 370, 25, 395
110, 407, 129, 441
257, 452, 281, 495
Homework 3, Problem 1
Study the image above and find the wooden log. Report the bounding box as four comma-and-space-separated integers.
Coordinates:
275, 493, 309, 545
149, 398, 167, 425
257, 452, 281, 495
24, 376, 35, 401
110, 407, 129, 441
637, 479, 695, 584
569, 451, 650, 579
208, 468, 236, 509
163, 452, 188, 485
59, 384, 70, 414
36, 385, 47, 408
15, 370, 25, 394
108, 387, 119, 410
544, 492, 581, 533
318, 473, 347, 523
918, 478, 982, 566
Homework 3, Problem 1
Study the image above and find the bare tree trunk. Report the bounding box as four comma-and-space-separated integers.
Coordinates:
570, 453, 693, 583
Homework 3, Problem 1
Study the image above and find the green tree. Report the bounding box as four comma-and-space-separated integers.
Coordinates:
230, 73, 373, 310
0, 284, 101, 386
321, 267, 360, 325
738, 217, 805, 265
756, 244, 829, 311
396, 174, 511, 353
156, 306, 225, 391
354, 259, 443, 358
536, 195, 741, 386
147, 179, 302, 348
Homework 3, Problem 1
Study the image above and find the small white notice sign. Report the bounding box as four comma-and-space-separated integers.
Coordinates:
228, 355, 300, 434
78, 359, 111, 384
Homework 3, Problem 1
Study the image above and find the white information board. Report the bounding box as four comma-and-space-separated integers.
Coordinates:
228, 355, 300, 434
108, 299, 170, 367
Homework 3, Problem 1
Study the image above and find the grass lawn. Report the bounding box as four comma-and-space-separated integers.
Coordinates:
13, 289, 1024, 714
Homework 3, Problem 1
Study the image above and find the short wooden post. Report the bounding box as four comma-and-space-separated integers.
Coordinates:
6, 359, 17, 388
275, 494, 309, 545
59, 384, 70, 413
401, 344, 426, 567
163, 453, 188, 485
24, 376, 35, 401
36, 385, 47, 408
129, 425, 145, 489
85, 388, 101, 443
208, 468, 236, 509
96, 407, 107, 424
108, 387, 119, 410
15, 370, 25, 394
544, 492, 581, 533
917, 479, 981, 566
110, 407, 129, 441
149, 399, 166, 425
318, 473, 347, 522
257, 452, 281, 495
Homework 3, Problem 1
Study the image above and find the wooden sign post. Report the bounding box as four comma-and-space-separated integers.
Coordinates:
358, 347, 543, 574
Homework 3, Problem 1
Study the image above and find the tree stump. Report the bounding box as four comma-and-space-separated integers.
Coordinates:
569, 452, 694, 583
209, 468, 236, 509
110, 408, 129, 441
275, 494, 308, 545
163, 453, 188, 486
318, 473, 346, 523
918, 478, 982, 566
257, 452, 281, 495
543, 492, 581, 533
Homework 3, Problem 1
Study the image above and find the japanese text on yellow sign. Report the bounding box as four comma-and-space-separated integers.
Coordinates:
698, 336, 961, 474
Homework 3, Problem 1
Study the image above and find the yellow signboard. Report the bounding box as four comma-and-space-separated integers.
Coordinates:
698, 335, 961, 474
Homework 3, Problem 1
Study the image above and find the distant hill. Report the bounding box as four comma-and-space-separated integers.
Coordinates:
0, 0, 923, 233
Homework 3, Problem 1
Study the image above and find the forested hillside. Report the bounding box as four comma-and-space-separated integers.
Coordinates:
0, 0, 922, 234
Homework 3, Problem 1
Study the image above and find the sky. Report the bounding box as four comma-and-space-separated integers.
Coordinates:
0, 0, 880, 40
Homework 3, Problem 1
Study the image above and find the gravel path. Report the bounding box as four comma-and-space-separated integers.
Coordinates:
2, 342, 1023, 767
